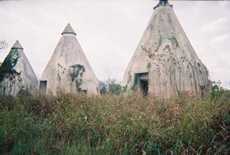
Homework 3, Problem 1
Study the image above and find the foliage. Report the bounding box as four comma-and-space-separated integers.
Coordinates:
210, 81, 224, 101
0, 40, 8, 50
0, 91, 229, 154
0, 48, 20, 82
70, 64, 85, 92
106, 79, 126, 95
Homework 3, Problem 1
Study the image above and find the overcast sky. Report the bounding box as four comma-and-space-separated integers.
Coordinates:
0, 0, 229, 88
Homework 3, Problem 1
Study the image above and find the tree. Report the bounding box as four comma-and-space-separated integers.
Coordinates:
107, 79, 125, 95
98, 79, 126, 95
211, 81, 223, 101
0, 40, 8, 50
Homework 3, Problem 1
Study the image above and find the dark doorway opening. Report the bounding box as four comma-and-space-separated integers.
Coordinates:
134, 72, 149, 96
39, 80, 47, 95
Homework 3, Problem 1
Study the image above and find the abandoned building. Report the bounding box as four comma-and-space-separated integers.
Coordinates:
0, 41, 38, 96
41, 23, 99, 95
123, 0, 210, 98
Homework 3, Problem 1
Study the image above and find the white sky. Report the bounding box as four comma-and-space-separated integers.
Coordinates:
0, 0, 230, 88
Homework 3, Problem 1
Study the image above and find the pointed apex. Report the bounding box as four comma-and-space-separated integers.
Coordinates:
61, 23, 76, 36
154, 0, 172, 9
159, 0, 169, 5
12, 40, 23, 49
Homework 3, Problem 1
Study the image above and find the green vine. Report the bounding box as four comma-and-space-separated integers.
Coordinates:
70, 64, 85, 92
0, 48, 20, 82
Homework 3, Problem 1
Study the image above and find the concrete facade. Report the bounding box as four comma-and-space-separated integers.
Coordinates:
0, 41, 38, 96
123, 4, 210, 98
41, 24, 99, 95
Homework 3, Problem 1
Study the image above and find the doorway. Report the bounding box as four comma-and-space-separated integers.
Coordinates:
134, 72, 149, 96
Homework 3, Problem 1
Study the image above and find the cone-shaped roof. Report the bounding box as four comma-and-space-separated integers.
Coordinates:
0, 41, 38, 96
42, 24, 99, 95
123, 4, 210, 98
61, 23, 76, 36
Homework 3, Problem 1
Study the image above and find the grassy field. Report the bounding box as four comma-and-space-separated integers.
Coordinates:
0, 91, 229, 155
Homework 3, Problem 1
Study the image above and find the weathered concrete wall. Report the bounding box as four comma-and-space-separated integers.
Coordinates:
123, 5, 210, 98
41, 24, 99, 95
0, 41, 38, 96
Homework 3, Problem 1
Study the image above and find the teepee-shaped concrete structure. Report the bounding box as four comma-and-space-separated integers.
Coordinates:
123, 0, 210, 98
0, 41, 38, 96
41, 23, 99, 95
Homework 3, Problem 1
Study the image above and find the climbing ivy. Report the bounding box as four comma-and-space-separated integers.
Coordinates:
0, 48, 20, 82
69, 64, 85, 92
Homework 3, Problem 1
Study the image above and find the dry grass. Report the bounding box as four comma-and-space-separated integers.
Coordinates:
0, 92, 229, 154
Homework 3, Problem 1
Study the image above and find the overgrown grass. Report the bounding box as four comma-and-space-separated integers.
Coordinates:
0, 92, 229, 155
